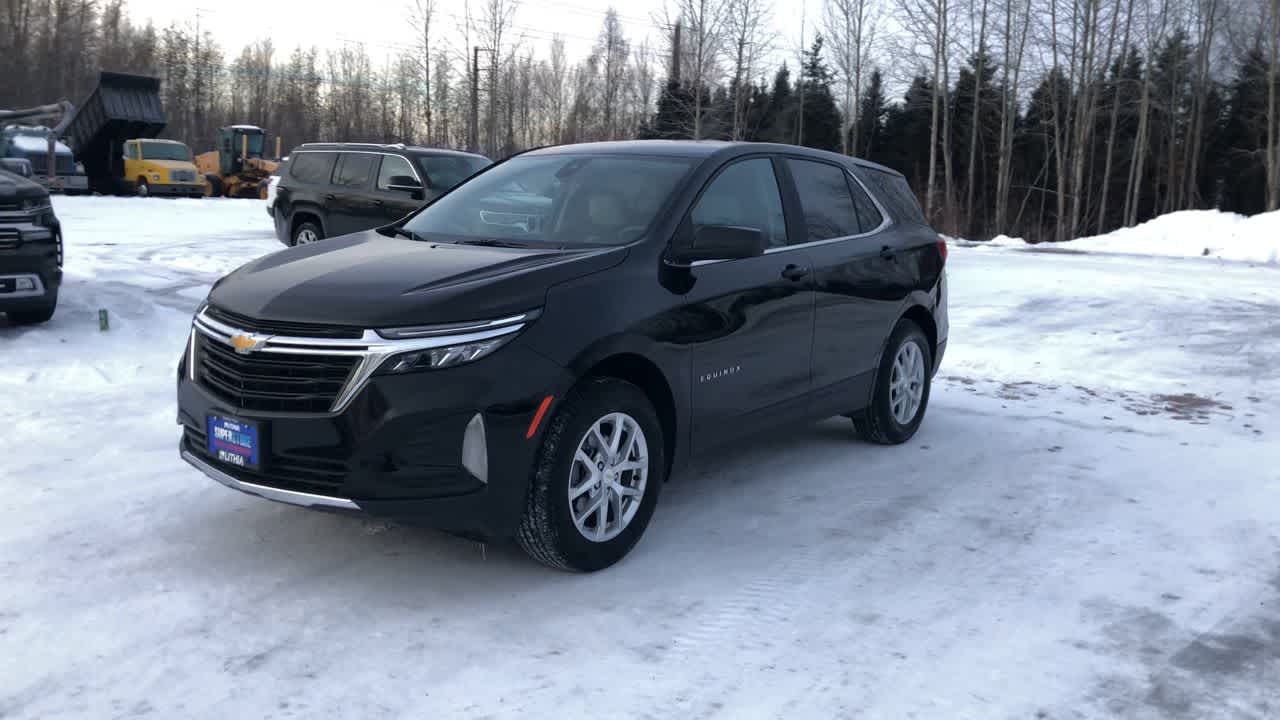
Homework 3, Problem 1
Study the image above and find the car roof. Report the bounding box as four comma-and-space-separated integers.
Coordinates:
521, 139, 903, 176
294, 143, 489, 161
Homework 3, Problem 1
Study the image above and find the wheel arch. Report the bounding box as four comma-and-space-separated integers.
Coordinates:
580, 352, 678, 482
899, 304, 938, 364
289, 206, 325, 240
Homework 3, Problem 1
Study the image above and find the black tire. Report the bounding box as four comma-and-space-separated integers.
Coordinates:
136, 178, 149, 197
852, 319, 932, 445
292, 220, 323, 246
204, 174, 223, 198
7, 294, 57, 325
516, 378, 665, 572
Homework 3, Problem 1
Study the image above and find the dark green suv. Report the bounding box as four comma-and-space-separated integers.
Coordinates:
0, 169, 62, 325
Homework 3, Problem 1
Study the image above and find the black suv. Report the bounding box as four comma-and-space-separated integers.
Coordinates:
0, 170, 62, 325
272, 143, 490, 246
179, 141, 947, 571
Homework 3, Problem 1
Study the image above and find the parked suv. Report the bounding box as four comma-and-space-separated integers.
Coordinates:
179, 141, 947, 571
0, 169, 62, 325
273, 143, 490, 246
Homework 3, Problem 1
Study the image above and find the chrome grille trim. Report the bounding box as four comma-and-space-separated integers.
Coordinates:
191, 308, 532, 413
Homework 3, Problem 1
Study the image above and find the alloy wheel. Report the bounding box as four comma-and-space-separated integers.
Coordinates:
567, 412, 648, 543
889, 340, 926, 424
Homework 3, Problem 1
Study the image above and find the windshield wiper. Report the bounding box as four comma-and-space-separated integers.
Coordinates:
453, 238, 531, 248
387, 226, 426, 241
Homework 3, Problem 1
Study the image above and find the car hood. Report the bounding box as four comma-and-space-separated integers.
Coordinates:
145, 159, 198, 171
208, 230, 627, 328
0, 169, 49, 200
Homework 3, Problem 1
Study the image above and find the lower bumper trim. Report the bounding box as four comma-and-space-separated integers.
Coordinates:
181, 448, 361, 511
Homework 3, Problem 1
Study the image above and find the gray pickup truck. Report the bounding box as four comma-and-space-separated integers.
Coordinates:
0, 169, 62, 324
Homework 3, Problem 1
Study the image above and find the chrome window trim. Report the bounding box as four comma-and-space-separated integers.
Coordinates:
289, 149, 424, 187
688, 162, 896, 267
190, 308, 532, 413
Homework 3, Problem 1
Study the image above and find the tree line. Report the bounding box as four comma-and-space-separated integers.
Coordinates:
1, 0, 1277, 241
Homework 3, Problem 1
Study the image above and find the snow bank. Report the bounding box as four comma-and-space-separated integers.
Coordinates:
967, 209, 1280, 264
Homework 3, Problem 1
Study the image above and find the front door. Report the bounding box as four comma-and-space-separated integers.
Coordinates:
373, 154, 427, 224
663, 156, 816, 452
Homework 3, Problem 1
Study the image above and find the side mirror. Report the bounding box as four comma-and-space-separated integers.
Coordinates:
670, 225, 766, 264
386, 175, 423, 193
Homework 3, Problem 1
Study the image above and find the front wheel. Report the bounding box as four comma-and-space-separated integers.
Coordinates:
852, 319, 933, 445
517, 378, 665, 572
292, 221, 323, 246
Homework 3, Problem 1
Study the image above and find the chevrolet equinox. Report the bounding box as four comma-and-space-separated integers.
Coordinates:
177, 140, 948, 571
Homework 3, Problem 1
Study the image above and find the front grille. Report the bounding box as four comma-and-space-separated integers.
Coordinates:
171, 170, 197, 182
184, 426, 350, 496
0, 201, 21, 212
204, 305, 364, 339
195, 333, 358, 413
0, 228, 19, 250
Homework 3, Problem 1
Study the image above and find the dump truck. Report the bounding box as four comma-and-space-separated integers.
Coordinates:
0, 100, 86, 193
63, 71, 202, 196
194, 125, 281, 198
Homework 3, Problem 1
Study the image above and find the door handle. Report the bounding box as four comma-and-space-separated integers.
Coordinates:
373, 199, 385, 206
780, 264, 809, 281
323, 194, 336, 202
879, 245, 898, 261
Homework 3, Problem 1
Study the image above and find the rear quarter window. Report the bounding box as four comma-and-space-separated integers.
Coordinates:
858, 167, 927, 226
289, 152, 336, 185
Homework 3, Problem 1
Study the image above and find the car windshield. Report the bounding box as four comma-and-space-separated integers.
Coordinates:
416, 155, 491, 190
140, 142, 192, 161
401, 154, 695, 247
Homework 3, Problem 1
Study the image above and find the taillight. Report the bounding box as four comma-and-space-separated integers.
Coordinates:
936, 237, 948, 263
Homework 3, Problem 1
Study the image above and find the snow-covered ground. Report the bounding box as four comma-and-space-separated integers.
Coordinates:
2, 197, 1278, 719
966, 208, 1280, 265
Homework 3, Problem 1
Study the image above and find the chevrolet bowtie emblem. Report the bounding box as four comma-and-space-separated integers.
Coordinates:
229, 333, 266, 354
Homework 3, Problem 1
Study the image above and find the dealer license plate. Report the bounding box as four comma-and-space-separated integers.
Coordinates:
207, 414, 260, 470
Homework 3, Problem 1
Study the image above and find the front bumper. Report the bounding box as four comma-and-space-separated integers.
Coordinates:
177, 338, 573, 539
148, 182, 205, 197
0, 225, 61, 311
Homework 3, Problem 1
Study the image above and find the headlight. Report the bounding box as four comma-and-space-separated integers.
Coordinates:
381, 334, 516, 373
152, 173, 161, 181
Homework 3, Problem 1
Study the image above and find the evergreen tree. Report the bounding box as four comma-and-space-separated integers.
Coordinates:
759, 64, 795, 144
796, 35, 842, 152
852, 69, 886, 158
1216, 47, 1271, 215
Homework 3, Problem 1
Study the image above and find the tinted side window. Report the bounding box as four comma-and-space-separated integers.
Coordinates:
289, 152, 336, 184
334, 153, 375, 188
125, 143, 139, 160
848, 176, 884, 233
690, 158, 788, 248
786, 159, 859, 241
859, 167, 926, 225
376, 155, 417, 190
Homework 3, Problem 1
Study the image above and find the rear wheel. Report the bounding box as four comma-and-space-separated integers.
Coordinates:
516, 378, 665, 572
6, 293, 57, 325
292, 221, 323, 246
851, 319, 932, 445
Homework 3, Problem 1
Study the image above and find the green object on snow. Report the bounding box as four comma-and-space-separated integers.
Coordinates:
99, 308, 109, 331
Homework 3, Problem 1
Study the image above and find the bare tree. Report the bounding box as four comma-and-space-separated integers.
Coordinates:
727, 0, 775, 140
994, 0, 1032, 232
824, 0, 878, 153
666, 0, 730, 138
597, 9, 631, 140
409, 0, 436, 142
1269, 0, 1280, 209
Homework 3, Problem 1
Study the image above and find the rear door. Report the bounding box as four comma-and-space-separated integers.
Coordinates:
326, 152, 379, 236
784, 157, 900, 411
372, 153, 426, 224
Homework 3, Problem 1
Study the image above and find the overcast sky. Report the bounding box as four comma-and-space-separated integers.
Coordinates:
123, 0, 817, 78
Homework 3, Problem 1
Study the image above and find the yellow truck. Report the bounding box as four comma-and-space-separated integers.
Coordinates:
122, 138, 203, 197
